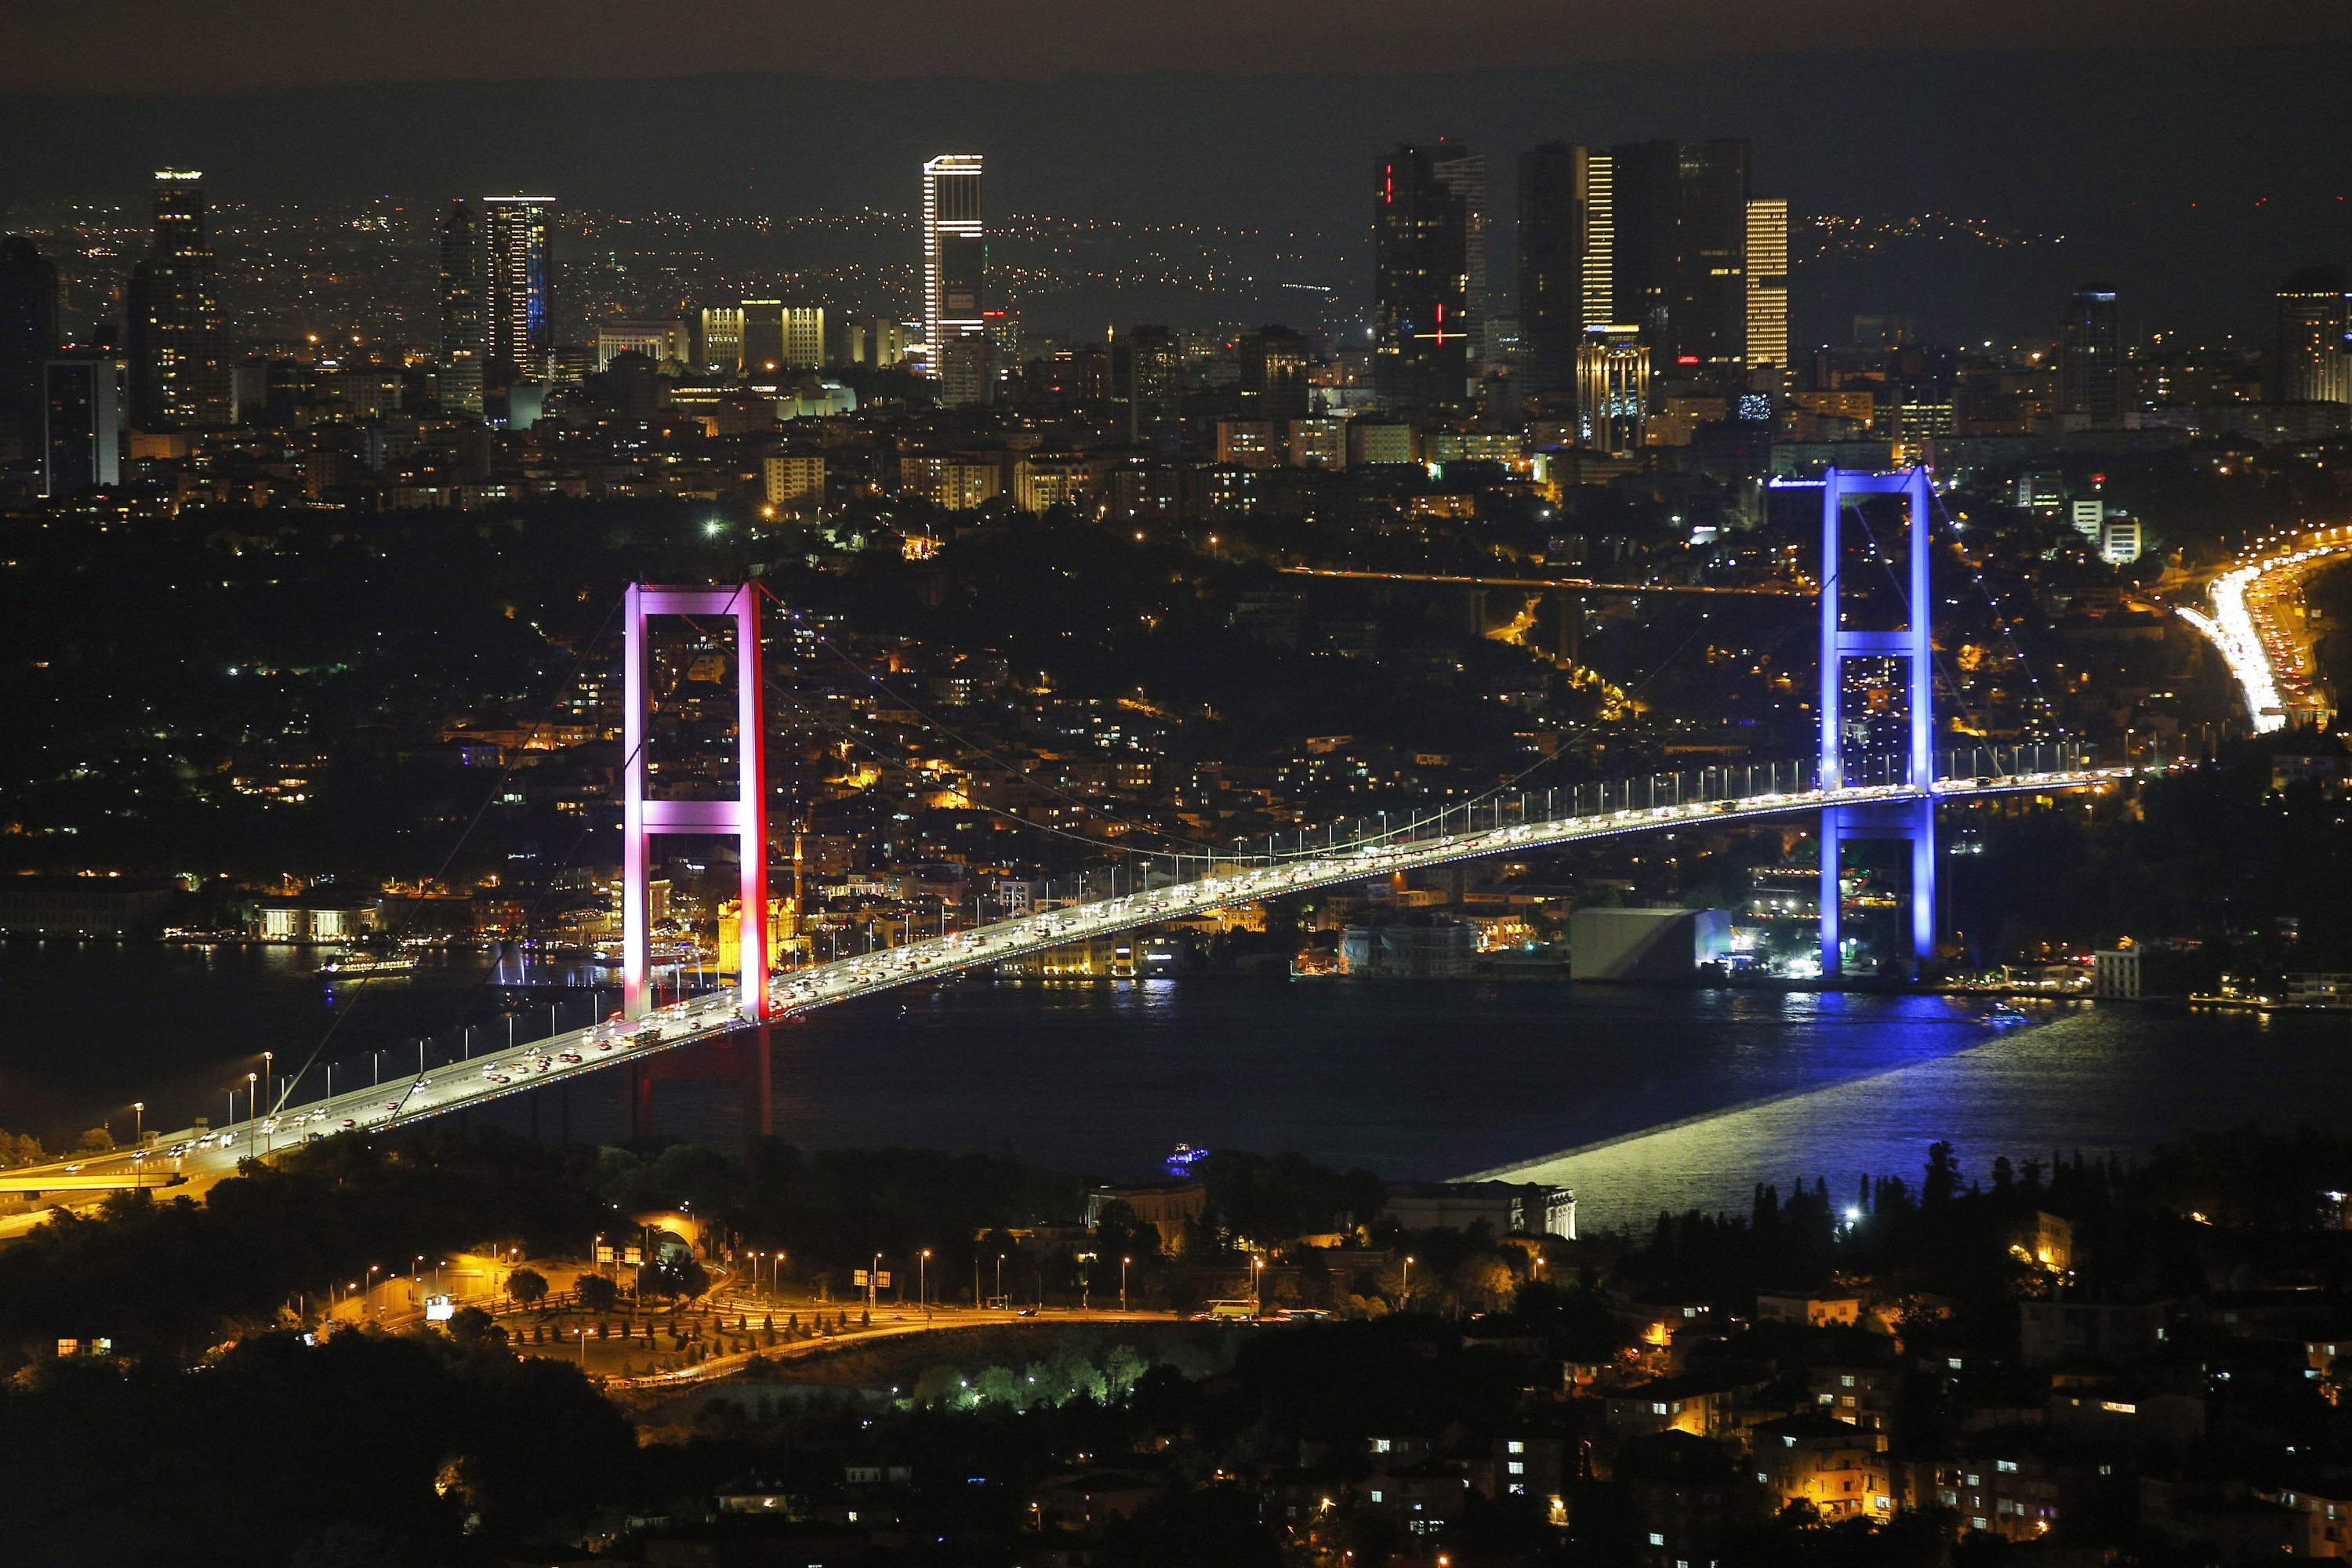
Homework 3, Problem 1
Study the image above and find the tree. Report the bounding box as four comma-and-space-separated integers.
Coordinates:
636, 1256, 709, 1302
74, 1127, 112, 1155
504, 1267, 548, 1309
446, 1306, 506, 1348
575, 1273, 620, 1313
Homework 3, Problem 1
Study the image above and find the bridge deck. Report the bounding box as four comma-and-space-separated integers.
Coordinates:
5, 768, 2122, 1196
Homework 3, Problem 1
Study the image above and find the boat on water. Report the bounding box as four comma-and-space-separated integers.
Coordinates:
318, 948, 419, 979
1986, 1001, 2031, 1026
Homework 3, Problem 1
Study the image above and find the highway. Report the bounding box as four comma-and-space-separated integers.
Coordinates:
0, 754, 2123, 1210
2179, 523, 2352, 733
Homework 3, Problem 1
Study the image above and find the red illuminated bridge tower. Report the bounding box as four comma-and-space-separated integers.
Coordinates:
621, 582, 770, 1024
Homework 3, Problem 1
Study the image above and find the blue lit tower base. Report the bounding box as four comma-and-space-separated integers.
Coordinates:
1817, 467, 1936, 979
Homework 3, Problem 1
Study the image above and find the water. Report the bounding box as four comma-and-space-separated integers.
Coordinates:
4, 940, 2347, 1232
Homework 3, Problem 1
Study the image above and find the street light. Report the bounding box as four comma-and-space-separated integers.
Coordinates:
1402, 1255, 1414, 1305
1251, 1254, 1264, 1315
1121, 1255, 1131, 1312
132, 1102, 143, 1146
1076, 1252, 1095, 1312
920, 1250, 931, 1319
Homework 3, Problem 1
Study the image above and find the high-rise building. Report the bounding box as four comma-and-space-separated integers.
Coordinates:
1606, 140, 1755, 378
1430, 146, 1488, 376
1239, 325, 1312, 419
437, 198, 484, 415
481, 195, 554, 382
1517, 143, 1609, 396
921, 154, 985, 390
0, 236, 59, 463
938, 334, 993, 408
1576, 326, 1650, 453
2057, 283, 2122, 426
1744, 198, 1790, 392
130, 169, 230, 428
43, 355, 120, 495
1123, 325, 1181, 445
1373, 144, 1471, 411
700, 306, 746, 376
2274, 267, 2351, 407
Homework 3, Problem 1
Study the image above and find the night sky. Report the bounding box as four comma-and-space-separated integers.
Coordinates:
6, 0, 2348, 91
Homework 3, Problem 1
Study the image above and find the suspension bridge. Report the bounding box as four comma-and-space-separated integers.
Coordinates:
0, 467, 2138, 1202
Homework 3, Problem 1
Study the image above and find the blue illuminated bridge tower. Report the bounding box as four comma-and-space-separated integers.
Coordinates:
1815, 466, 1936, 979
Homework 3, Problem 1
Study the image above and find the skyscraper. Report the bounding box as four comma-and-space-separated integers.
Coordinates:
1373, 144, 1471, 411
1744, 198, 1790, 392
1605, 139, 1755, 378
437, 198, 484, 415
1429, 146, 1487, 376
921, 154, 985, 400
481, 195, 554, 383
2274, 267, 2351, 407
740, 302, 828, 376
2057, 283, 2122, 426
1239, 325, 1312, 419
43, 355, 120, 496
131, 169, 229, 428
0, 236, 59, 464
1517, 143, 1609, 396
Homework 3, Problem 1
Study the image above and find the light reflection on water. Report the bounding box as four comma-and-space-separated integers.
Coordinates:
4, 942, 2346, 1228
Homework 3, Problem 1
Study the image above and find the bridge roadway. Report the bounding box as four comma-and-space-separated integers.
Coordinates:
2, 764, 2122, 1209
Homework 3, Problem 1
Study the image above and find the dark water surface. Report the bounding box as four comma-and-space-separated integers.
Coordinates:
4, 940, 2345, 1230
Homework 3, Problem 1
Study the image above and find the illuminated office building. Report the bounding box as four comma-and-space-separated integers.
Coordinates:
1744, 198, 1789, 392
742, 302, 827, 374
481, 195, 554, 381
700, 306, 745, 376
922, 154, 985, 401
1576, 326, 1650, 453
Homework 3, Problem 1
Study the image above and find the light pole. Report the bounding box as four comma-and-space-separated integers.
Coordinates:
995, 1253, 1005, 1307
247, 1072, 258, 1130
223, 1088, 237, 1142
1121, 1255, 1131, 1312
1251, 1254, 1264, 1315
920, 1250, 931, 1319
869, 1251, 882, 1317
1076, 1252, 1095, 1312
1402, 1255, 1414, 1306
132, 1102, 143, 1146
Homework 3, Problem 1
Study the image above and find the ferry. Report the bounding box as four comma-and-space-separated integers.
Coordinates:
318, 948, 419, 979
